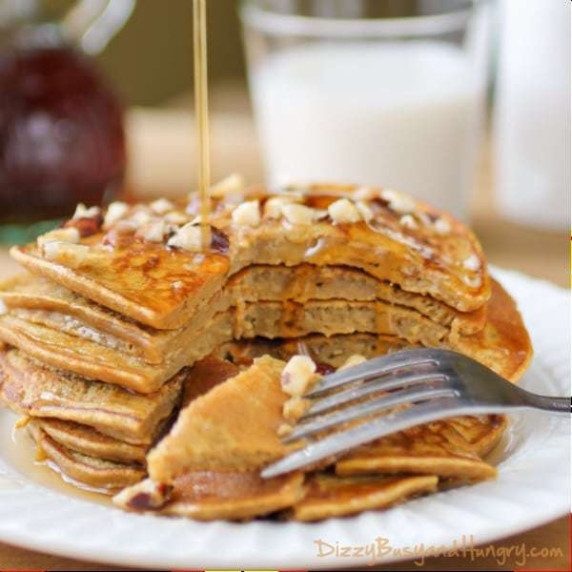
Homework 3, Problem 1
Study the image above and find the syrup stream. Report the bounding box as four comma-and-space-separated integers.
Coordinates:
194, 0, 211, 248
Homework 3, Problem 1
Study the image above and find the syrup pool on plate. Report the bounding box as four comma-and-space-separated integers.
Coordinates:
0, 411, 111, 505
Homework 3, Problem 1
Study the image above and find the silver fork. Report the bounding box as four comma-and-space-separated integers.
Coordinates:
262, 349, 570, 478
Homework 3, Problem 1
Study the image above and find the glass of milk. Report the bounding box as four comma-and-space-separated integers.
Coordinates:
241, 0, 492, 220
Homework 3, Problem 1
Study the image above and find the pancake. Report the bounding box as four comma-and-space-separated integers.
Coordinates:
290, 474, 438, 522
0, 348, 183, 444
11, 185, 490, 330
31, 419, 148, 464
0, 278, 531, 393
28, 423, 145, 490
116, 472, 306, 521
335, 416, 504, 482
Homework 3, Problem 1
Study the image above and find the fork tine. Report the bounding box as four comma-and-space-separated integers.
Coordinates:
306, 348, 442, 397
283, 382, 457, 443
261, 398, 467, 479
305, 371, 450, 417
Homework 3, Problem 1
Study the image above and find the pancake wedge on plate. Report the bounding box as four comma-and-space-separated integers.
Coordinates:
0, 181, 533, 519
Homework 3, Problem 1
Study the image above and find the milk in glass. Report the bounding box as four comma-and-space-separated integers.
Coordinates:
251, 42, 484, 219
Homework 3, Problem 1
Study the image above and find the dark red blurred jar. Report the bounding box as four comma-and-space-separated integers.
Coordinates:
0, 36, 126, 222
0, 1, 134, 240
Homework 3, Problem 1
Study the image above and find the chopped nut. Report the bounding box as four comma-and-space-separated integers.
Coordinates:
277, 423, 294, 437
232, 200, 261, 227
114, 479, 172, 511
339, 354, 367, 371
463, 274, 483, 288
139, 221, 166, 243
130, 209, 153, 228
102, 222, 137, 249
104, 202, 129, 228
353, 186, 379, 201
188, 215, 203, 226
283, 396, 309, 421
463, 254, 481, 272
150, 198, 175, 215
281, 355, 318, 397
38, 228, 80, 249
167, 222, 204, 252
381, 189, 416, 214
313, 209, 329, 221
356, 201, 374, 222
400, 214, 418, 230
263, 196, 298, 219
164, 211, 190, 226
433, 217, 451, 235
416, 211, 432, 227
73, 203, 101, 220
42, 242, 90, 265
280, 203, 316, 226
63, 215, 102, 238
328, 198, 362, 224
0, 299, 7, 316
210, 173, 245, 197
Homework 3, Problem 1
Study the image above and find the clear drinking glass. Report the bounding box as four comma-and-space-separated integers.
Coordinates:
241, 0, 492, 220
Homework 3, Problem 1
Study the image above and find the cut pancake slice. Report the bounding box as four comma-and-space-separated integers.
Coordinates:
32, 419, 148, 464
147, 356, 290, 483
290, 474, 438, 522
0, 279, 531, 393
11, 184, 490, 330
28, 423, 146, 490
0, 348, 183, 444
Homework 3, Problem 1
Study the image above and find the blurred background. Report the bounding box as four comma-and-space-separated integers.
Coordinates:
0, 0, 569, 286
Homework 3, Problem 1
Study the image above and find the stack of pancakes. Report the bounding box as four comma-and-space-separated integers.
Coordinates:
0, 181, 532, 518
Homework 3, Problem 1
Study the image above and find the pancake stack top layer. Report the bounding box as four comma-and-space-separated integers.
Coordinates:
0, 181, 533, 514
10, 182, 491, 330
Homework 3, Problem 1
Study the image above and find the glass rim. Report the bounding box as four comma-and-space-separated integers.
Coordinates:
240, 0, 487, 38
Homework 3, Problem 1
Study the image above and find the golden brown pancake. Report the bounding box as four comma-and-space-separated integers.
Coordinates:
31, 419, 148, 464
0, 348, 183, 444
290, 474, 438, 522
116, 472, 305, 521
11, 185, 490, 330
28, 423, 145, 490
335, 416, 504, 482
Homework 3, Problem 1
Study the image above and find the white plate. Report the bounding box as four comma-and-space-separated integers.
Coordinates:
0, 268, 569, 570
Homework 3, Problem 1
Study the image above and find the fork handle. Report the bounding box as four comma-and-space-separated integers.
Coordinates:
521, 393, 571, 414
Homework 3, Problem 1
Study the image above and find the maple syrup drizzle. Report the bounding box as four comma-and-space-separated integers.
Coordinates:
193, 0, 211, 248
